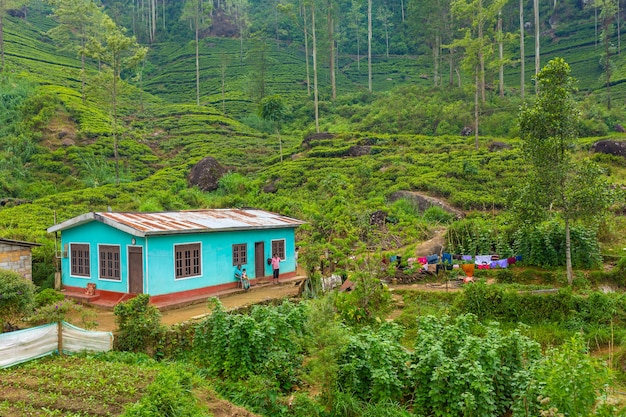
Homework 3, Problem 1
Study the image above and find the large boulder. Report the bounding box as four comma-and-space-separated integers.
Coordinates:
347, 145, 371, 157
591, 140, 626, 158
188, 156, 226, 191
302, 132, 335, 148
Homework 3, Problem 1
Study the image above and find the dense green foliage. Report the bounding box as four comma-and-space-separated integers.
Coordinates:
193, 298, 308, 390
114, 294, 165, 352
0, 269, 36, 331
3, 2, 626, 415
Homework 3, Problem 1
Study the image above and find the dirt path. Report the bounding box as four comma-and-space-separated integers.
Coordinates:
90, 281, 302, 332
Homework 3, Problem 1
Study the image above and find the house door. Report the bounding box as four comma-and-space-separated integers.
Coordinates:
255, 242, 265, 278
128, 246, 144, 294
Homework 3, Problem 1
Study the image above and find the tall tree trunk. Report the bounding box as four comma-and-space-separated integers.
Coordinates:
433, 35, 440, 87
81, 49, 86, 104
276, 127, 283, 162
221, 57, 226, 113
400, 0, 405, 22
275, 0, 280, 50
367, 0, 372, 92
195, 11, 200, 106
113, 64, 120, 185
384, 21, 389, 58
355, 6, 360, 70
303, 4, 311, 96
604, 2, 612, 110
534, 0, 540, 93
519, 0, 526, 101
0, 12, 4, 72
328, 1, 336, 100
478, 0, 485, 103
312, 3, 320, 133
498, 11, 504, 98
474, 71, 479, 150
618, 0, 621, 54
565, 216, 572, 285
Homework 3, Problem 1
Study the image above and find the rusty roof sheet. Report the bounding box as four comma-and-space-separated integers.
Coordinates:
48, 209, 304, 237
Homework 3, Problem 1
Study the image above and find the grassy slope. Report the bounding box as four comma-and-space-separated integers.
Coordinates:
2, 1, 626, 258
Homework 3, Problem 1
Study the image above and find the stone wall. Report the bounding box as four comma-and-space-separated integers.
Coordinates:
0, 243, 34, 280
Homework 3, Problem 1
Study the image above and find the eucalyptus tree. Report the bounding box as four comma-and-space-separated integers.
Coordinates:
533, 0, 539, 89
367, 0, 371, 91
407, 0, 453, 87
84, 13, 148, 185
0, 0, 28, 71
224, 0, 250, 63
327, 0, 336, 99
596, 0, 617, 109
451, 0, 507, 103
46, 0, 101, 104
259, 94, 288, 162
376, 4, 393, 58
348, 0, 363, 71
180, 0, 212, 106
519, 0, 526, 100
311, 0, 320, 131
451, 0, 507, 148
517, 58, 612, 284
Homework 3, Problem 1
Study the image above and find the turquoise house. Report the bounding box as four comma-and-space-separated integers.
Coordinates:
47, 209, 304, 302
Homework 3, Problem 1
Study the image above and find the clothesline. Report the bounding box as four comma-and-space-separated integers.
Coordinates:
407, 253, 523, 270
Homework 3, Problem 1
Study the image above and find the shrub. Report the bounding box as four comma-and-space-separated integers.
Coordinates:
336, 323, 410, 403
422, 205, 453, 224
513, 335, 610, 417
193, 298, 308, 390
411, 314, 542, 417
34, 288, 65, 307
495, 269, 514, 284
114, 294, 164, 353
30, 299, 97, 329
121, 366, 207, 417
0, 269, 36, 332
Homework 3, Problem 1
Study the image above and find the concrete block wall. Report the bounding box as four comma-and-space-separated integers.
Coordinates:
0, 244, 34, 280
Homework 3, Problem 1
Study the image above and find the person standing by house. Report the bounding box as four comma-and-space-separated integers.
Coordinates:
241, 268, 250, 290
271, 253, 282, 284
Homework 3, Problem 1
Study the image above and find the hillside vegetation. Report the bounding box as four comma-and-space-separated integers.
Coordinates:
4, 1, 626, 416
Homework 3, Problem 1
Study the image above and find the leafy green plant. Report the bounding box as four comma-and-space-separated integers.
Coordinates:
122, 365, 207, 417
0, 269, 36, 332
34, 288, 65, 307
29, 299, 97, 329
114, 294, 164, 353
336, 322, 410, 403
512, 335, 611, 417
411, 314, 542, 417
193, 298, 308, 390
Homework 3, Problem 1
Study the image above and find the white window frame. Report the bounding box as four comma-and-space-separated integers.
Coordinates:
174, 242, 202, 280
69, 242, 91, 279
271, 239, 286, 260
98, 244, 121, 281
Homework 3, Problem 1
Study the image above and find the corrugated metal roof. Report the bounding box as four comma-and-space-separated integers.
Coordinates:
0, 238, 42, 248
48, 209, 305, 237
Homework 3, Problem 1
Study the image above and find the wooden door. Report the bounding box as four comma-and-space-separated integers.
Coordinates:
255, 242, 265, 278
128, 246, 143, 294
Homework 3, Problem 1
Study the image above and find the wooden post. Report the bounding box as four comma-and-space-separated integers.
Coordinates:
54, 272, 61, 291
57, 321, 63, 356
